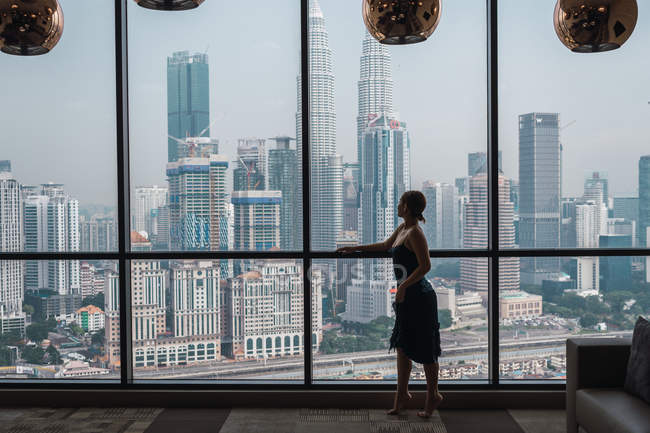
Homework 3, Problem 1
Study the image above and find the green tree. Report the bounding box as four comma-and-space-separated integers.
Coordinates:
45, 345, 62, 365
22, 304, 35, 315
0, 346, 15, 366
559, 293, 586, 312
81, 293, 105, 309
605, 291, 635, 312
580, 312, 598, 329
91, 330, 105, 346
21, 346, 45, 364
585, 296, 609, 315
0, 330, 22, 346
26, 323, 49, 344
69, 324, 85, 337
439, 309, 452, 329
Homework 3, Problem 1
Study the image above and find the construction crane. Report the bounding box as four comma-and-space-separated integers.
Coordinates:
238, 156, 254, 190
168, 117, 221, 158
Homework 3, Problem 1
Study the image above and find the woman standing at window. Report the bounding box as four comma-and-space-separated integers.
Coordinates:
337, 190, 443, 418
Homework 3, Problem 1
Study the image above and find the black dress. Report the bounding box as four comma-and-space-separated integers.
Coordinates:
388, 244, 442, 364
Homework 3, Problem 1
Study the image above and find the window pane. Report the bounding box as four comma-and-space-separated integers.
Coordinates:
499, 1, 650, 253
131, 258, 305, 382
128, 1, 301, 252
0, 0, 118, 252
0, 260, 119, 381
499, 256, 646, 381
313, 258, 488, 382
310, 1, 487, 251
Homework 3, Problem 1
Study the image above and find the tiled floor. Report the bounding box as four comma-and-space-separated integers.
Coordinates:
0, 407, 566, 433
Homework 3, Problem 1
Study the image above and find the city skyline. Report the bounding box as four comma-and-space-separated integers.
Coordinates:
3, 1, 650, 207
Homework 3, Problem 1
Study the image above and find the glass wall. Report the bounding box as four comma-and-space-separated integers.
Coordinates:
499, 0, 650, 252
0, 260, 119, 381
127, 0, 301, 252
0, 0, 118, 254
310, 0, 488, 252
313, 258, 489, 382
499, 255, 648, 380
132, 259, 305, 382
1, 0, 648, 388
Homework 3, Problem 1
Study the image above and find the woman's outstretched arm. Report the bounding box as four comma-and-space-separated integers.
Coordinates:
336, 224, 403, 254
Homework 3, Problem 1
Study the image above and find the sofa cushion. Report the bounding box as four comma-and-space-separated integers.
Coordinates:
624, 316, 650, 404
576, 388, 650, 433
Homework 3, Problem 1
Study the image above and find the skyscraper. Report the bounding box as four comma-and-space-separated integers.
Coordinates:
38, 185, 80, 295
167, 51, 210, 162
134, 185, 168, 236
233, 138, 266, 192
461, 173, 519, 294
422, 181, 459, 250
24, 195, 49, 290
357, 31, 394, 162
467, 152, 502, 177
584, 171, 609, 206
166, 154, 228, 250
639, 156, 650, 247
231, 190, 281, 251
296, 0, 342, 251
359, 114, 410, 280
0, 170, 25, 335
268, 136, 299, 250
519, 113, 561, 284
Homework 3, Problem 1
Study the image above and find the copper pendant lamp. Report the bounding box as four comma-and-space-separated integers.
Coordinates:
134, 0, 204, 11
362, 0, 441, 45
0, 0, 63, 56
554, 0, 638, 52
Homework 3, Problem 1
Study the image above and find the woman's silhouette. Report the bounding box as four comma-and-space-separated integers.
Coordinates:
337, 190, 443, 417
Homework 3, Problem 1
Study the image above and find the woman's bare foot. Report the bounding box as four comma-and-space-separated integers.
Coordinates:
416, 392, 443, 418
387, 391, 412, 415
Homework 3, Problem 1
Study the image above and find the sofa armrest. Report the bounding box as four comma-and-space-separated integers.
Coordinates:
566, 337, 631, 433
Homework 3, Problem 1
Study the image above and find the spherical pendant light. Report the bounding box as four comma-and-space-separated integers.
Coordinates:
362, 0, 441, 45
554, 0, 637, 53
134, 0, 204, 11
0, 0, 63, 56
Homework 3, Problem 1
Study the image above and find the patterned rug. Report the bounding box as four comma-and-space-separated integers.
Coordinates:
0, 407, 566, 433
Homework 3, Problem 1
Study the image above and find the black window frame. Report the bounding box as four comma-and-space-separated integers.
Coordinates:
2, 0, 648, 392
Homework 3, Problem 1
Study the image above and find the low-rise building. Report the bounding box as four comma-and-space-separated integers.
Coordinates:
75, 305, 105, 332
499, 291, 543, 320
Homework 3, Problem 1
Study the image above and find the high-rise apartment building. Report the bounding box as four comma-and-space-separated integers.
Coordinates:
231, 191, 281, 251
224, 260, 322, 358
343, 172, 359, 232
0, 170, 25, 335
47, 194, 80, 295
461, 173, 519, 294
166, 155, 228, 250
268, 137, 299, 250
134, 185, 168, 236
24, 195, 49, 290
167, 51, 210, 162
104, 270, 120, 368
422, 181, 459, 250
639, 156, 650, 247
519, 113, 561, 284
171, 260, 220, 339
296, 0, 343, 251
233, 138, 266, 192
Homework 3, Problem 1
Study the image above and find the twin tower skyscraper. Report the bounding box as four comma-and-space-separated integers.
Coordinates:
299, 0, 410, 252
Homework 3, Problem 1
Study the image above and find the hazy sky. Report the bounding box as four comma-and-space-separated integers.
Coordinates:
2, 0, 649, 208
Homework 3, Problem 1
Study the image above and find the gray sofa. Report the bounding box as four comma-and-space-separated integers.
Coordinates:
567, 338, 650, 433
